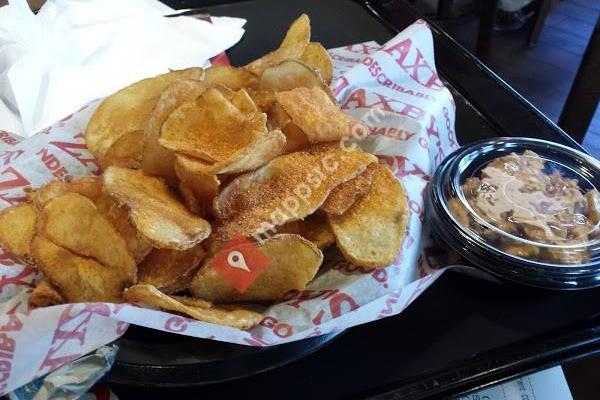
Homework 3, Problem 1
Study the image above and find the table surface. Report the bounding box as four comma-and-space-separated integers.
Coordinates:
112, 1, 600, 399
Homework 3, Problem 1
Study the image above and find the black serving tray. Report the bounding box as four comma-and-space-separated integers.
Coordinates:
108, 1, 600, 399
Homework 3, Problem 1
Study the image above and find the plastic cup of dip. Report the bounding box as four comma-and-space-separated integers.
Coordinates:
426, 137, 600, 290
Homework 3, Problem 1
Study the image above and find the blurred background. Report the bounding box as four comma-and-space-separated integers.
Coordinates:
410, 0, 599, 158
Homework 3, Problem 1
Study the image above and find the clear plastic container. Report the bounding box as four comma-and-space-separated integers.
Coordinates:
426, 137, 600, 290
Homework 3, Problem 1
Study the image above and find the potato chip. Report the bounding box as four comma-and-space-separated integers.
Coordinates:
100, 130, 144, 169
246, 41, 307, 78
141, 79, 207, 186
217, 130, 286, 175
259, 60, 328, 92
213, 143, 376, 241
328, 163, 410, 268
159, 88, 268, 163
67, 176, 103, 200
86, 68, 202, 160
301, 42, 334, 84
298, 213, 336, 249
265, 103, 309, 152
101, 201, 152, 264
277, 216, 334, 249
245, 14, 310, 76
174, 155, 221, 216
190, 234, 322, 302
276, 87, 364, 143
0, 203, 37, 260
124, 284, 263, 330
321, 164, 376, 215
248, 89, 276, 111
103, 167, 211, 250
174, 127, 286, 216
29, 177, 150, 263
30, 177, 103, 211
282, 122, 310, 153
171, 295, 211, 309
138, 244, 205, 294
230, 89, 258, 114
67, 176, 151, 263
38, 193, 136, 274
203, 66, 258, 91
29, 279, 64, 308
29, 180, 69, 210
280, 14, 311, 49
266, 102, 291, 131
32, 236, 134, 303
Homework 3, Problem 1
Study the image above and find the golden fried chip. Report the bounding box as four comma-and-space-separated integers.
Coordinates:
328, 163, 409, 268
0, 203, 37, 260
203, 66, 258, 91
159, 88, 268, 163
276, 87, 364, 143
86, 67, 203, 160
280, 14, 311, 49
68, 176, 151, 263
190, 234, 322, 302
67, 176, 103, 200
29, 180, 69, 210
321, 164, 376, 215
30, 176, 104, 211
266, 103, 309, 152
138, 244, 205, 294
124, 284, 263, 330
259, 60, 328, 92
32, 236, 134, 303
277, 217, 334, 248
211, 83, 236, 100
100, 130, 144, 169
245, 14, 310, 76
172, 295, 211, 309
142, 79, 208, 186
248, 89, 277, 111
301, 42, 333, 84
282, 122, 310, 153
103, 167, 211, 250
230, 89, 258, 114
213, 143, 376, 241
29, 279, 64, 308
174, 127, 286, 216
174, 155, 221, 216
217, 130, 286, 175
31, 177, 150, 263
38, 193, 136, 273
101, 201, 152, 264
246, 42, 307, 78
266, 102, 291, 131
298, 213, 336, 249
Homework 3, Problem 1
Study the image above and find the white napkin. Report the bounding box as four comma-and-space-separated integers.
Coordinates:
0, 0, 246, 137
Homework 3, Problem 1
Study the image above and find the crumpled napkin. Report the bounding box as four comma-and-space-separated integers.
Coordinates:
0, 0, 246, 137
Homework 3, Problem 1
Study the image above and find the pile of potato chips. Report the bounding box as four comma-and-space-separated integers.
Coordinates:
0, 15, 409, 331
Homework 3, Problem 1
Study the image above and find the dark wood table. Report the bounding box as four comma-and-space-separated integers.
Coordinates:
110, 1, 600, 398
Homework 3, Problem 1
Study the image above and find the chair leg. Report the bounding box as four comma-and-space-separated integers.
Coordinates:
527, 0, 553, 47
477, 0, 499, 62
558, 17, 600, 143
